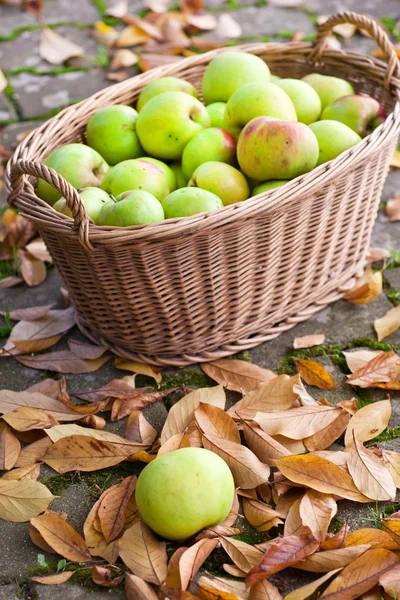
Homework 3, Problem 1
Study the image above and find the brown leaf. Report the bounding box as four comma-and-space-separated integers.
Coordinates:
73, 376, 139, 403
106, 0, 128, 17
246, 534, 319, 587
367, 247, 391, 262
295, 360, 336, 390
346, 353, 400, 389
228, 374, 300, 418
118, 519, 168, 585
381, 449, 400, 487
293, 335, 325, 349
39, 26, 84, 65
320, 523, 348, 551
197, 575, 248, 599
106, 71, 129, 82
201, 359, 275, 393
46, 424, 146, 453
138, 53, 182, 71
249, 406, 343, 440
30, 513, 91, 561
320, 548, 399, 599
242, 422, 290, 466
346, 528, 400, 550
220, 536, 264, 573
79, 414, 106, 429
195, 525, 242, 541
31, 572, 74, 585
16, 351, 110, 373
374, 305, 400, 341
125, 410, 157, 445
28, 524, 58, 554
382, 515, 400, 545
43, 434, 133, 473
214, 13, 242, 38
343, 350, 382, 373
275, 455, 370, 502
25, 239, 52, 263
161, 385, 225, 444
110, 49, 138, 69
202, 433, 270, 488
0, 276, 23, 288
67, 339, 106, 360
84, 495, 119, 564
0, 423, 20, 470
3, 305, 54, 321
284, 499, 311, 538
112, 388, 173, 420
243, 498, 282, 532
157, 431, 199, 456
386, 195, 400, 220
249, 579, 282, 600
195, 402, 240, 443
91, 565, 123, 588
284, 570, 342, 600
3, 407, 58, 431
19, 250, 46, 287
379, 564, 400, 596
125, 573, 159, 600
15, 437, 52, 467
303, 410, 350, 451
299, 491, 334, 542
114, 358, 162, 384
344, 399, 391, 445
1, 463, 40, 481
0, 479, 54, 522
98, 475, 136, 542
295, 544, 371, 572
165, 539, 218, 590
0, 389, 87, 421
343, 268, 382, 304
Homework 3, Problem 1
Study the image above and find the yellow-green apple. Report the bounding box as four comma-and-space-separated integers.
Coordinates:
170, 162, 187, 188
252, 180, 288, 195
206, 102, 226, 128
163, 187, 223, 219
140, 157, 176, 191
189, 161, 249, 206
237, 116, 319, 180
53, 187, 112, 224
86, 105, 142, 165
223, 82, 297, 139
309, 120, 362, 165
36, 143, 109, 206
101, 158, 170, 201
302, 73, 354, 111
182, 127, 237, 180
276, 79, 321, 124
202, 51, 270, 104
270, 74, 281, 82
97, 190, 164, 226
136, 91, 210, 160
321, 94, 386, 137
135, 447, 235, 540
137, 76, 198, 111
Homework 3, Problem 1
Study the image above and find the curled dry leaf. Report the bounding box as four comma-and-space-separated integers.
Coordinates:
295, 544, 371, 572
344, 399, 391, 446
243, 498, 282, 532
346, 352, 400, 389
16, 351, 110, 374
118, 519, 168, 585
157, 430, 201, 456
84, 496, 119, 564
229, 374, 300, 418
80, 414, 106, 429
165, 538, 218, 590
114, 358, 162, 384
125, 573, 159, 600
346, 528, 400, 550
284, 569, 342, 600
19, 250, 46, 287
110, 49, 138, 69
3, 304, 54, 321
31, 572, 74, 585
14, 437, 52, 467
299, 491, 334, 542
98, 475, 136, 542
3, 406, 58, 431
276, 455, 370, 502
0, 390, 93, 421
45, 424, 144, 453
197, 575, 248, 599
220, 536, 264, 573
343, 350, 382, 373
303, 410, 350, 451
320, 523, 348, 551
0, 276, 23, 289
91, 565, 123, 588
125, 410, 157, 444
195, 402, 240, 443
25, 239, 52, 263
201, 359, 275, 393
386, 195, 400, 221
295, 360, 336, 390
242, 421, 290, 464
374, 305, 400, 341
1, 463, 40, 481
30, 513, 92, 562
343, 267, 382, 304
379, 563, 400, 596
0, 479, 54, 522
293, 334, 325, 349
67, 339, 106, 360
0, 423, 20, 470
112, 388, 173, 420
250, 406, 343, 440
39, 26, 84, 65
214, 13, 242, 38
367, 247, 391, 262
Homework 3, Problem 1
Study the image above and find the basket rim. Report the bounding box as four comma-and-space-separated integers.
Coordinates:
7, 39, 400, 246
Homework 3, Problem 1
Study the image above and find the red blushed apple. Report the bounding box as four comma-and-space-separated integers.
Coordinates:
182, 128, 237, 180
321, 94, 386, 137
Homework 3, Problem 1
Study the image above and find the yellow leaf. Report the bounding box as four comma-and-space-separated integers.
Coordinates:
295, 360, 336, 390
118, 519, 167, 585
97, 475, 136, 542
374, 305, 400, 341
284, 570, 342, 600
93, 20, 118, 46
344, 399, 391, 446
293, 334, 325, 349
195, 402, 240, 443
129, 450, 157, 463
0, 423, 20, 470
32, 571, 74, 585
0, 479, 54, 522
242, 421, 290, 465
343, 268, 382, 304
1, 463, 40, 481
3, 406, 58, 431
243, 498, 282, 532
346, 528, 400, 550
114, 359, 162, 384
30, 513, 92, 561
390, 148, 400, 168
382, 514, 400, 545
197, 575, 248, 599
45, 424, 144, 453
201, 359, 276, 393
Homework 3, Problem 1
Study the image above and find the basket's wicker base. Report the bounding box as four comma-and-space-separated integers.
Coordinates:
75, 281, 355, 367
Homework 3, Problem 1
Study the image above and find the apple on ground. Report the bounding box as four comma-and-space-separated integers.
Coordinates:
309, 120, 362, 165
202, 51, 271, 104
321, 94, 386, 137
302, 73, 355, 111
86, 105, 142, 166
189, 161, 249, 206
36, 143, 109, 206
97, 190, 164, 226
136, 91, 210, 160
206, 102, 227, 128
170, 162, 187, 189
182, 128, 237, 180
101, 158, 170, 201
140, 157, 176, 192
137, 76, 198, 111
237, 116, 319, 181
252, 180, 289, 195
53, 187, 112, 224
163, 187, 223, 219
276, 79, 321, 124
135, 447, 235, 540
223, 82, 297, 139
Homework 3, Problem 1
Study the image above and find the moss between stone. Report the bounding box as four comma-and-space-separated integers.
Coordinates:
328, 518, 344, 534
160, 367, 213, 391
0, 22, 91, 43
368, 426, 400, 443
355, 388, 375, 408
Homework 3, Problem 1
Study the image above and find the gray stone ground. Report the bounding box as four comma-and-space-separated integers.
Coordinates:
1, 0, 400, 597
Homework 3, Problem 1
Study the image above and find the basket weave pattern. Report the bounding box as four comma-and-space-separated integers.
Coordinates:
6, 13, 400, 366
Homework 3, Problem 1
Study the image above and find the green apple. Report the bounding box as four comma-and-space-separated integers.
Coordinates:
309, 120, 362, 165
202, 51, 270, 104
170, 162, 187, 189
276, 79, 321, 124
270, 74, 281, 82
137, 76, 198, 111
100, 158, 170, 201
182, 127, 237, 180
223, 82, 297, 139
163, 187, 223, 219
252, 180, 288, 195
140, 157, 176, 192
237, 116, 319, 180
36, 143, 109, 206
206, 102, 226, 128
53, 187, 112, 224
97, 190, 164, 226
135, 447, 235, 540
136, 91, 210, 160
302, 73, 354, 111
86, 105, 142, 166
321, 94, 386, 137
189, 161, 249, 206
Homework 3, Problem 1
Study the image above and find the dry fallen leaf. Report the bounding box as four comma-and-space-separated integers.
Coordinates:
366, 247, 391, 262
16, 351, 110, 374
344, 399, 391, 445
84, 495, 119, 564
195, 402, 240, 443
284, 569, 342, 600
106, 0, 128, 17
295, 360, 336, 390
118, 519, 168, 584
25, 239, 52, 263
110, 49, 138, 69
243, 498, 282, 532
0, 69, 7, 94
382, 513, 400, 545
197, 575, 248, 599
249, 405, 343, 440
1, 463, 40, 481
346, 528, 400, 550
343, 350, 382, 373
201, 359, 276, 393
242, 421, 290, 464
31, 572, 74, 585
343, 267, 382, 304
374, 305, 400, 341
379, 563, 400, 596
214, 13, 242, 38
299, 491, 334, 542
19, 250, 46, 287
0, 423, 20, 470
0, 389, 89, 421
303, 409, 350, 451
125, 573, 159, 600
39, 26, 84, 65
98, 475, 136, 542
229, 374, 300, 417
114, 358, 162, 384
165, 538, 218, 590
347, 353, 400, 389
2, 406, 58, 431
14, 437, 52, 467
67, 339, 106, 360
219, 536, 264, 574
386, 195, 400, 220
30, 512, 92, 561
0, 479, 54, 522
125, 411, 157, 445
293, 334, 325, 349
91, 565, 123, 588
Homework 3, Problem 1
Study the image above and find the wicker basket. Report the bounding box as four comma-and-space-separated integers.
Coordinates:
6, 12, 400, 367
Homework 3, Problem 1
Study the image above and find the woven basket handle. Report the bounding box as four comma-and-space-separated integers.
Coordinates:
310, 11, 400, 89
8, 159, 92, 250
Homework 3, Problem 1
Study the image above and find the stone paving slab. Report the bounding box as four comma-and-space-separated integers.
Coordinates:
0, 93, 17, 124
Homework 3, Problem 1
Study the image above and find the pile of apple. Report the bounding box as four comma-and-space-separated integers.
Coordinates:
36, 51, 386, 227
